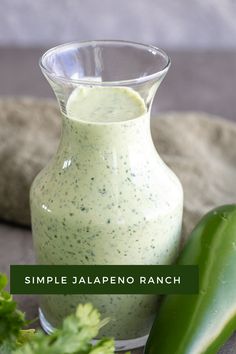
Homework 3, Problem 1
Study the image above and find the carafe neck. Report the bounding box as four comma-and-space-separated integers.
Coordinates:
59, 112, 155, 156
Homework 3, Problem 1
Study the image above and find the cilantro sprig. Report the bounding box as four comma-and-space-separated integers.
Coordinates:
0, 273, 130, 354
14, 303, 114, 354
0, 273, 34, 353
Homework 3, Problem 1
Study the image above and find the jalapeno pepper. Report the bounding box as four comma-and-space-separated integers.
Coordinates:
145, 204, 236, 354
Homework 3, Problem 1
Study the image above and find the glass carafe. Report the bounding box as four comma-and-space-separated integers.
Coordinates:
30, 40, 183, 351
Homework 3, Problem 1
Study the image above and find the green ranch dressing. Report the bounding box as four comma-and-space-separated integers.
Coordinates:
31, 86, 183, 339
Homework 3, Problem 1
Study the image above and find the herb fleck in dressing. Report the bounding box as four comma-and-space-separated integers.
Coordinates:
30, 86, 183, 339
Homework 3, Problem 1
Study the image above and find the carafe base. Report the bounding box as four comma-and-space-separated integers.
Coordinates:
39, 307, 148, 351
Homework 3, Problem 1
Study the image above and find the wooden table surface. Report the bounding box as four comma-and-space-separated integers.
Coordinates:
0, 48, 236, 353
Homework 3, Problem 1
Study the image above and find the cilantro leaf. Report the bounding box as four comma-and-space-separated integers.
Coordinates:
0, 273, 130, 354
14, 303, 114, 354
0, 273, 28, 349
89, 338, 115, 354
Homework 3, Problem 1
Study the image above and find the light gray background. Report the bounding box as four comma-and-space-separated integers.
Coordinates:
0, 0, 235, 48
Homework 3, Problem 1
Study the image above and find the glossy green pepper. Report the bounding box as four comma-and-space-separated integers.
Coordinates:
145, 204, 236, 354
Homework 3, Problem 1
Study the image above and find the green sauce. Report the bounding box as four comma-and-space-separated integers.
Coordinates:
31, 86, 183, 339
